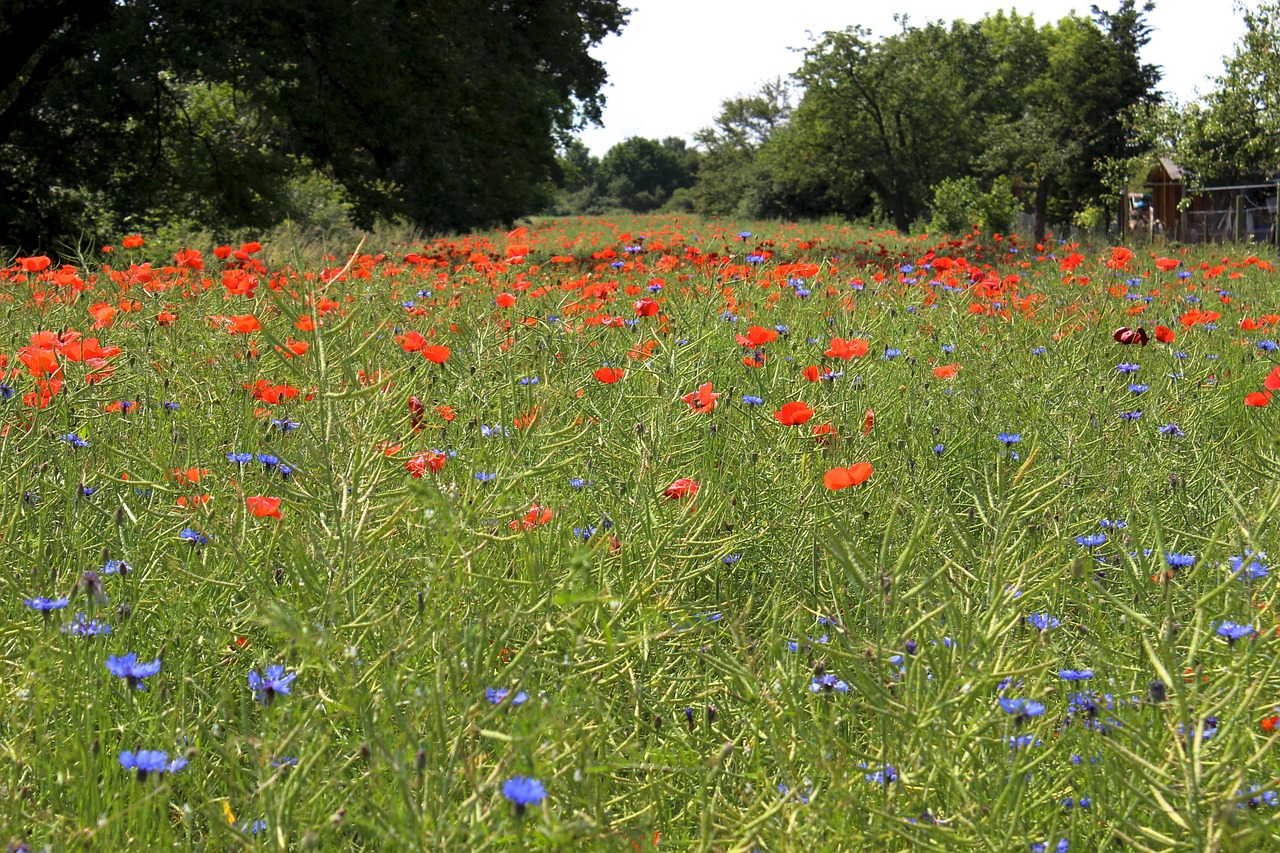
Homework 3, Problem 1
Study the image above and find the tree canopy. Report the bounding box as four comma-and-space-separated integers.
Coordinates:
0, 0, 630, 247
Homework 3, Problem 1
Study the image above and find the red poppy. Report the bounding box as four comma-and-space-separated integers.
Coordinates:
1266, 366, 1280, 393
774, 401, 814, 426
1113, 327, 1148, 346
397, 331, 426, 352
663, 478, 699, 499
173, 248, 203, 270
744, 325, 778, 346
823, 462, 873, 490
121, 235, 144, 249
406, 451, 447, 478
495, 293, 517, 308
825, 338, 870, 359
594, 366, 624, 384
1246, 391, 1272, 407
246, 496, 282, 518
509, 504, 553, 530
18, 256, 51, 273
409, 395, 425, 429
229, 315, 261, 334
213, 245, 232, 260
1155, 257, 1180, 272
157, 310, 178, 326
1154, 325, 1175, 343
862, 409, 874, 436
802, 365, 821, 382
682, 382, 720, 413
634, 298, 661, 317
436, 405, 456, 422
421, 345, 451, 364
1263, 715, 1280, 732
932, 363, 960, 379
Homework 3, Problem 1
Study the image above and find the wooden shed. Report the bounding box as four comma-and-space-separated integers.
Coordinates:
1145, 157, 1184, 236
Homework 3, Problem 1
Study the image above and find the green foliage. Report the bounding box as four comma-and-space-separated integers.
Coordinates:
0, 0, 630, 249
929, 176, 1024, 235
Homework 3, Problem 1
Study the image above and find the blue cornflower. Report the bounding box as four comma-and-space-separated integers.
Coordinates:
1076, 533, 1106, 548
864, 764, 898, 783
1059, 669, 1094, 681
1259, 340, 1278, 351
1166, 552, 1196, 568
809, 673, 850, 693
474, 472, 496, 483
1116, 363, 1140, 373
999, 697, 1046, 718
163, 401, 180, 411
248, 665, 297, 705
997, 432, 1021, 447
1099, 518, 1127, 529
934, 444, 945, 455
737, 231, 752, 241
1215, 622, 1255, 643
1027, 613, 1060, 631
0, 384, 14, 400
480, 424, 508, 438
519, 377, 539, 385
774, 324, 789, 335
25, 596, 69, 611
271, 418, 300, 432
256, 453, 279, 468
1120, 411, 1142, 420
106, 652, 162, 690
486, 687, 529, 706
60, 433, 89, 448
119, 749, 182, 781
942, 344, 955, 353
278, 464, 294, 480
179, 528, 209, 545
569, 477, 587, 489
1159, 423, 1185, 437
778, 783, 810, 804
1229, 552, 1268, 581
1128, 383, 1148, 394
1032, 347, 1046, 355
227, 452, 253, 464
883, 348, 902, 359
502, 776, 547, 814
742, 395, 763, 405
63, 613, 111, 636
1173, 351, 1188, 359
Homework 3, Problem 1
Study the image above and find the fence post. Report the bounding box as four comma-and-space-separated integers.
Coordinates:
1236, 195, 1245, 242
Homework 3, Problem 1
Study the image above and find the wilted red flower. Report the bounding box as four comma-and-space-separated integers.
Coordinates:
774, 401, 814, 426
594, 366, 624, 384
663, 478, 698, 499
409, 395, 425, 429
862, 409, 874, 436
246, 495, 282, 518
682, 382, 720, 413
823, 462, 873, 491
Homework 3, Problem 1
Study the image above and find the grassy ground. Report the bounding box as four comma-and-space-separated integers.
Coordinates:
4, 216, 1280, 850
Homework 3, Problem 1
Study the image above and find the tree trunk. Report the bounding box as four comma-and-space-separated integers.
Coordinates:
1033, 175, 1052, 244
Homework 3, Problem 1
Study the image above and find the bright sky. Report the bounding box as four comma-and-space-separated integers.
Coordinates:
577, 0, 1246, 155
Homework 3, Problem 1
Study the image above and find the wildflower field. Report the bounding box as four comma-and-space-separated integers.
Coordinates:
6, 216, 1280, 851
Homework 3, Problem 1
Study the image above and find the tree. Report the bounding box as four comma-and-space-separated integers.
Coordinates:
0, 0, 630, 248
781, 19, 996, 231
594, 136, 698, 212
692, 78, 792, 217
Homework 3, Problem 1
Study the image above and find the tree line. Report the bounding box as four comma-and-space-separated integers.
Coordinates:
557, 1, 1280, 242
6, 1, 1280, 250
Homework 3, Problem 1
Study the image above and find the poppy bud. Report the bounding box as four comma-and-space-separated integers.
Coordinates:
415, 748, 427, 774
707, 703, 718, 724
652, 714, 662, 731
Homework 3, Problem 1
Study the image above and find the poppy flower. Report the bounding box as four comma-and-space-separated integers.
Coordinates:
594, 366, 624, 384
397, 331, 426, 352
406, 451, 447, 478
229, 315, 261, 334
932, 363, 960, 379
408, 395, 425, 429
862, 409, 874, 435
1266, 366, 1280, 393
1246, 391, 1272, 407
802, 365, 821, 382
246, 496, 282, 518
1154, 325, 1175, 343
1113, 327, 1148, 346
157, 310, 178, 326
744, 325, 778, 346
1155, 257, 1180, 272
510, 504, 553, 530
495, 293, 517, 308
663, 478, 698, 499
823, 462, 873, 490
421, 345, 451, 364
682, 382, 720, 413
774, 401, 814, 426
825, 338, 869, 359
634, 298, 660, 317
19, 256, 51, 273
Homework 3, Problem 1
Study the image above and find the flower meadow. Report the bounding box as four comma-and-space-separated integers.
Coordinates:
6, 217, 1280, 850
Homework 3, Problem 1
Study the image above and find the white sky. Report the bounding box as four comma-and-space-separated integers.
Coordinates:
577, 0, 1246, 155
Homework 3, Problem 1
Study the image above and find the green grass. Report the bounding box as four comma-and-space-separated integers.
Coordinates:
4, 217, 1280, 850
